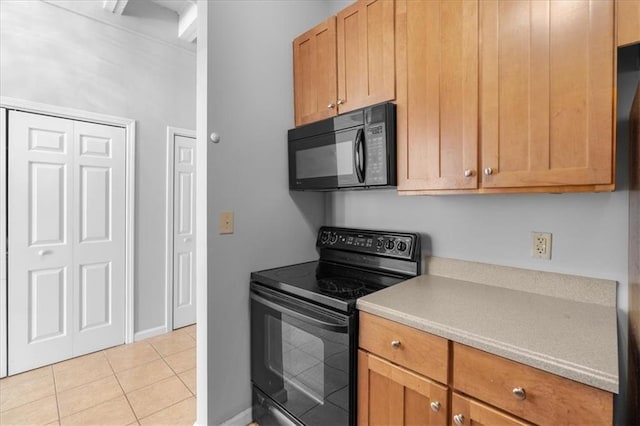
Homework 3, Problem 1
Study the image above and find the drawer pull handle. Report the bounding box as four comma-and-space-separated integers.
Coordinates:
390, 340, 401, 349
430, 401, 441, 412
453, 414, 465, 425
512, 387, 526, 400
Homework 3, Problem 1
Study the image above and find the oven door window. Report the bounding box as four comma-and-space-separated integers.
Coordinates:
251, 288, 352, 426
290, 128, 361, 189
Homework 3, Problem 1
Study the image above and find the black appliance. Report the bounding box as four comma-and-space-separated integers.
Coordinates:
288, 103, 396, 191
250, 226, 421, 425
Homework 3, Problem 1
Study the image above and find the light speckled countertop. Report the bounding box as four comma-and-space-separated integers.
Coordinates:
356, 260, 619, 394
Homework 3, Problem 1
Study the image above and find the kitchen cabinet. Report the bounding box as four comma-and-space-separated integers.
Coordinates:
293, 17, 337, 127
292, 0, 395, 126
398, 0, 616, 194
358, 312, 448, 425
358, 312, 614, 425
451, 392, 531, 426
336, 0, 395, 114
396, 0, 478, 191
480, 0, 615, 191
453, 343, 613, 425
618, 0, 640, 47
358, 350, 448, 426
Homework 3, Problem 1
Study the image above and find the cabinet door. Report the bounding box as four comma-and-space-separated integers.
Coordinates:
396, 0, 478, 191
293, 17, 337, 126
337, 0, 395, 114
618, 0, 640, 47
451, 392, 532, 426
358, 350, 448, 426
480, 0, 615, 190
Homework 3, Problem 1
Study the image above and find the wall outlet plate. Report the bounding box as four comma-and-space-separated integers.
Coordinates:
531, 232, 552, 259
219, 211, 234, 234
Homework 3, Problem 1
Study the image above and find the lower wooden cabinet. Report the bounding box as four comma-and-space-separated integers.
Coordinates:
451, 392, 531, 426
358, 350, 448, 426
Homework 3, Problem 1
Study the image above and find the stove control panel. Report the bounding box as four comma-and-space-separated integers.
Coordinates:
317, 227, 419, 261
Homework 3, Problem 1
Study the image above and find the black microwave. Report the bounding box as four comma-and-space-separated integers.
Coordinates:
288, 102, 396, 191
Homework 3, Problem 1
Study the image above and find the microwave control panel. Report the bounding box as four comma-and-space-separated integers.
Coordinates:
365, 123, 388, 185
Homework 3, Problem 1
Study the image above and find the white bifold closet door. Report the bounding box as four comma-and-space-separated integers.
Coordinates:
8, 111, 125, 375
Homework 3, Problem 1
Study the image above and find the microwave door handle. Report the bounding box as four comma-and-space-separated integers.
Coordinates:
250, 290, 348, 333
354, 128, 365, 183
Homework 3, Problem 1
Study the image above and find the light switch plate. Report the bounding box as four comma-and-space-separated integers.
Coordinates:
219, 211, 234, 234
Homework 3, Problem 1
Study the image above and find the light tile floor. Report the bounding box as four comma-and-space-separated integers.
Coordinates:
0, 325, 197, 426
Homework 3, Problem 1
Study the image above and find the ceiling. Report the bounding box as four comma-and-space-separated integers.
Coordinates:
102, 0, 197, 42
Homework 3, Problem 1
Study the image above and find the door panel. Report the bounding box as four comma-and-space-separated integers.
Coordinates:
73, 120, 125, 355
28, 267, 67, 342
9, 111, 74, 374
173, 134, 196, 328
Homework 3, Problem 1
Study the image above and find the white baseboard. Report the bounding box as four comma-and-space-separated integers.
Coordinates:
220, 407, 252, 426
133, 325, 167, 342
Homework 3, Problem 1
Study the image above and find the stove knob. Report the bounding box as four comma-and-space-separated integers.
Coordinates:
320, 231, 330, 244
376, 239, 384, 248
385, 239, 395, 250
397, 241, 407, 252
330, 233, 338, 244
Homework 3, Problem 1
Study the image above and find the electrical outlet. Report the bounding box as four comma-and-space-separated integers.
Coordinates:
531, 232, 552, 259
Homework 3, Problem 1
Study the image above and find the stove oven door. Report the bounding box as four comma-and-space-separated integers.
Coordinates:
250, 283, 355, 426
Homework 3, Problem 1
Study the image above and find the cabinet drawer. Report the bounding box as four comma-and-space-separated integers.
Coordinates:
452, 343, 613, 425
359, 312, 448, 383
451, 392, 531, 426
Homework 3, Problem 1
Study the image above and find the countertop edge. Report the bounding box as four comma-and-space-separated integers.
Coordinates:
356, 299, 619, 394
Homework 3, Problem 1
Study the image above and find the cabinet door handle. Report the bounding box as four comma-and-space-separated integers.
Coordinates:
337, 98, 345, 105
430, 401, 441, 412
453, 414, 465, 425
484, 167, 494, 176
512, 387, 526, 400
390, 340, 401, 348
464, 169, 474, 177
327, 103, 336, 109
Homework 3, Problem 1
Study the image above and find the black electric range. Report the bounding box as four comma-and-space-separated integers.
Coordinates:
250, 227, 421, 426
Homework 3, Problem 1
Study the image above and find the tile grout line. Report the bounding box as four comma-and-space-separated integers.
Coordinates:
51, 365, 62, 425
104, 348, 140, 422
136, 394, 195, 424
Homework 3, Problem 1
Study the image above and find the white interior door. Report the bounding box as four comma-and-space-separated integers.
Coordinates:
173, 134, 196, 329
8, 111, 125, 374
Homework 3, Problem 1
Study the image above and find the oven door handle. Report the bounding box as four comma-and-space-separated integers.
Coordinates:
251, 290, 349, 333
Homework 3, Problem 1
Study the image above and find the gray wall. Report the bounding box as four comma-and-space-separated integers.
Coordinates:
203, 1, 328, 423
328, 48, 640, 424
0, 0, 196, 334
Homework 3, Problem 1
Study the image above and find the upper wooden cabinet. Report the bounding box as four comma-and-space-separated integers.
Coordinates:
480, 0, 615, 190
293, 0, 395, 126
618, 0, 640, 47
337, 0, 396, 114
396, 0, 479, 191
293, 17, 337, 127
397, 0, 616, 194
